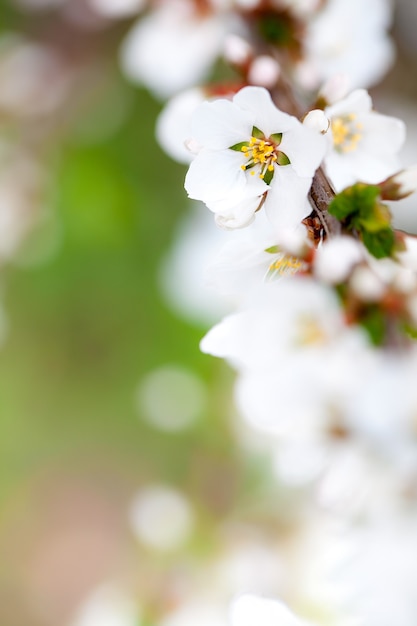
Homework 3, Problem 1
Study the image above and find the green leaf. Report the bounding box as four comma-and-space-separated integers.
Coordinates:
270, 132, 282, 145
362, 227, 395, 259
329, 192, 357, 220
229, 141, 250, 151
328, 183, 380, 221
276, 151, 291, 166
265, 245, 280, 254
358, 202, 392, 233
252, 126, 265, 139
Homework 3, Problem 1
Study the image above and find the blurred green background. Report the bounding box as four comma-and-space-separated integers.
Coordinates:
0, 3, 250, 624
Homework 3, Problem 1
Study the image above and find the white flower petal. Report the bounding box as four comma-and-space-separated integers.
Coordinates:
230, 595, 311, 626
120, 2, 225, 98
156, 88, 205, 163
359, 112, 406, 156
314, 236, 364, 283
213, 197, 260, 229
233, 86, 295, 136
185, 149, 247, 203
210, 182, 269, 223
326, 89, 372, 118
192, 98, 254, 149
265, 169, 312, 230
280, 123, 326, 177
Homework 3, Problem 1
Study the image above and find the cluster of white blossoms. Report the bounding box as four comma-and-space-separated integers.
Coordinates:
6, 2, 417, 623
29, 0, 414, 625
142, 1, 417, 626
118, 0, 394, 99
185, 86, 327, 229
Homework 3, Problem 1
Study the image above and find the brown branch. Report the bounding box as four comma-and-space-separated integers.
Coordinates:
309, 167, 341, 237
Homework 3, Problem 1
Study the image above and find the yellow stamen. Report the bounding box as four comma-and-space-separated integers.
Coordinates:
296, 316, 327, 346
331, 113, 363, 154
241, 135, 280, 179
268, 255, 302, 275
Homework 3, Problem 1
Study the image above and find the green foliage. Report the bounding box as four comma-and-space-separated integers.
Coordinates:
328, 183, 395, 258
361, 228, 395, 259
328, 183, 380, 220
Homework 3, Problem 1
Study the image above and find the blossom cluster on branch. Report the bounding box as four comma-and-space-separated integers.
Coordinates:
12, 0, 415, 625
131, 1, 417, 625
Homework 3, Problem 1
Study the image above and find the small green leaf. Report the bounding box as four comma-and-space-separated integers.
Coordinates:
265, 245, 280, 254
328, 183, 380, 221
276, 151, 291, 166
252, 126, 265, 139
270, 132, 282, 145
358, 202, 392, 233
362, 227, 395, 259
229, 141, 250, 151
329, 192, 357, 220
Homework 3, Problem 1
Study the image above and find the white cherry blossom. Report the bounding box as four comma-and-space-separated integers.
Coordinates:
156, 87, 207, 164
301, 0, 394, 90
201, 277, 368, 437
324, 89, 406, 191
120, 0, 228, 99
313, 236, 365, 284
185, 86, 326, 230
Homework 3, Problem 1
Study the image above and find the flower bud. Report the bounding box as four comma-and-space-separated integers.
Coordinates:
349, 266, 386, 302
318, 74, 350, 106
223, 34, 252, 66
248, 55, 280, 88
303, 109, 330, 134
314, 236, 364, 284
379, 165, 417, 201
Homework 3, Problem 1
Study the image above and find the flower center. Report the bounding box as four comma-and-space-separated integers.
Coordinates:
331, 113, 363, 154
230, 126, 291, 185
296, 315, 327, 346
267, 255, 303, 279
241, 137, 278, 179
